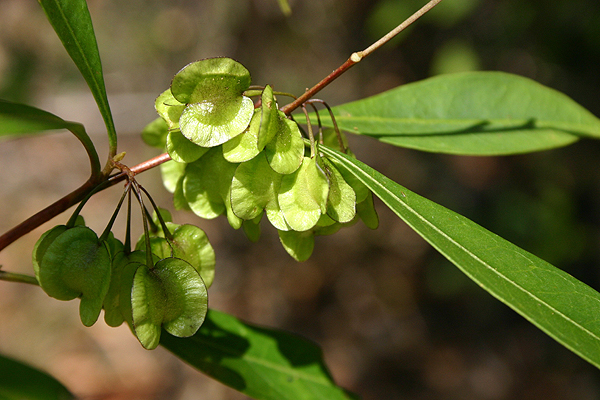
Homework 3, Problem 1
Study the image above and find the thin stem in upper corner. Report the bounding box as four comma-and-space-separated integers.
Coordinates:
280, 0, 443, 115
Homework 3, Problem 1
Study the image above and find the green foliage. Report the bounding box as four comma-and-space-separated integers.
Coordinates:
0, 355, 74, 400
160, 309, 356, 400
4, 0, 600, 399
321, 145, 600, 369
38, 0, 117, 153
317, 71, 600, 155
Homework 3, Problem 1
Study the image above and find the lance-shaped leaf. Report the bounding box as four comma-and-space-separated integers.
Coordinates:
321, 144, 600, 370
174, 58, 254, 147
278, 157, 329, 231
39, 0, 117, 151
317, 72, 600, 155
160, 309, 356, 400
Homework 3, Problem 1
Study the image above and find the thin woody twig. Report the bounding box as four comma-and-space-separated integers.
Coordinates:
280, 0, 443, 115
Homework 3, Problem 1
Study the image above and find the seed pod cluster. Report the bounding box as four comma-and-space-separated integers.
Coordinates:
33, 201, 214, 350
143, 57, 379, 261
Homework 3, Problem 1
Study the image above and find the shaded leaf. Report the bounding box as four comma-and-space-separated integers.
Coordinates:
321, 144, 600, 370
161, 309, 356, 400
0, 354, 74, 400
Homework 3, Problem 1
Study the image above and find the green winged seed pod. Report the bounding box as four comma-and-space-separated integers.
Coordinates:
155, 89, 186, 132
117, 251, 154, 327
166, 130, 209, 163
320, 158, 356, 223
242, 214, 262, 242
160, 160, 186, 194
264, 111, 304, 175
222, 109, 261, 163
136, 222, 216, 288
230, 152, 283, 221
173, 58, 254, 147
32, 225, 68, 280
278, 229, 315, 262
131, 258, 208, 350
278, 157, 329, 232
183, 147, 239, 220
256, 85, 279, 150
356, 192, 379, 230
141, 117, 169, 149
37, 226, 112, 327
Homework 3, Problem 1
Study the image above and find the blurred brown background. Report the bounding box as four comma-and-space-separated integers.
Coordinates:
2, 0, 600, 399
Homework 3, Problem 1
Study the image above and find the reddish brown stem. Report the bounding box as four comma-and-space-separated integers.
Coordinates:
0, 152, 172, 252
280, 58, 356, 116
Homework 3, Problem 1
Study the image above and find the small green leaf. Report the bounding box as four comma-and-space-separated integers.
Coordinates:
318, 72, 600, 155
321, 144, 600, 370
166, 130, 209, 163
32, 225, 68, 280
39, 0, 117, 152
356, 192, 379, 230
257, 85, 279, 149
278, 157, 329, 231
160, 309, 356, 400
0, 354, 74, 400
278, 230, 315, 262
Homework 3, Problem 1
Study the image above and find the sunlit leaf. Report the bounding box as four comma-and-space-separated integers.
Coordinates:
321, 144, 600, 370
317, 72, 600, 155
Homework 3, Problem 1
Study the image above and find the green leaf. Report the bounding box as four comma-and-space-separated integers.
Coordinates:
0, 354, 74, 400
320, 144, 600, 370
319, 72, 600, 155
278, 230, 315, 262
39, 0, 117, 152
166, 130, 209, 163
141, 117, 169, 149
0, 100, 101, 176
160, 309, 355, 400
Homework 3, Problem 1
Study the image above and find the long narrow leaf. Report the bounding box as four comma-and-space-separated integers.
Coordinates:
315, 72, 600, 155
0, 354, 74, 400
320, 144, 600, 369
161, 309, 356, 400
0, 99, 100, 176
39, 0, 117, 154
